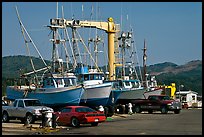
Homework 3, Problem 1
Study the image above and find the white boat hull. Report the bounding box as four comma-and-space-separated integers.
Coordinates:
80, 82, 112, 106
118, 88, 146, 100
143, 88, 163, 99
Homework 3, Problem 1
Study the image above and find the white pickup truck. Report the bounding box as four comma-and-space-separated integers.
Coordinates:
2, 98, 53, 124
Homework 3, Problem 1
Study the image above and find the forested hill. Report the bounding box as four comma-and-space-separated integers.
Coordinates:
2, 55, 202, 95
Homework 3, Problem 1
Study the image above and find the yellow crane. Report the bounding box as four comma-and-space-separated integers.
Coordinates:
49, 17, 120, 80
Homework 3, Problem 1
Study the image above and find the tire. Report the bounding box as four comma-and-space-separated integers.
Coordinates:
91, 122, 98, 126
107, 106, 114, 117
104, 107, 109, 117
117, 105, 125, 114
148, 110, 153, 114
161, 106, 168, 114
135, 105, 141, 113
71, 117, 80, 127
25, 113, 34, 124
2, 111, 9, 123
174, 110, 180, 114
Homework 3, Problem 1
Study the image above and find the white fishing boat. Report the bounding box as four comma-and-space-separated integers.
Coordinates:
76, 67, 112, 107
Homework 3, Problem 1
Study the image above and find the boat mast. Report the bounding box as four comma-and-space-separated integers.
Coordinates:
49, 17, 119, 80
142, 39, 147, 88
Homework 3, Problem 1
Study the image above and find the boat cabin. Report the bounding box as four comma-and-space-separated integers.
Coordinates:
42, 73, 77, 88
75, 67, 104, 86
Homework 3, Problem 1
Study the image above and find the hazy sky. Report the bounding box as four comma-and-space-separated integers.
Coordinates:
2, 2, 202, 66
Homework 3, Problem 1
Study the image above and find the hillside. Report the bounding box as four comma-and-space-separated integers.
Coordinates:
2, 56, 202, 96
147, 61, 202, 96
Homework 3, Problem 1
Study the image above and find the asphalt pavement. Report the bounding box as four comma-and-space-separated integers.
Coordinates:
2, 108, 202, 135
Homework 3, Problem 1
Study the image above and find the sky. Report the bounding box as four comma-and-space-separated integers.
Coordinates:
2, 2, 202, 67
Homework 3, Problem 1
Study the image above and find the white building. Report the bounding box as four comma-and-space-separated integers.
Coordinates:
175, 90, 202, 108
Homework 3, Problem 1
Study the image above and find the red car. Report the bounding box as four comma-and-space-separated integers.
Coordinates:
53, 106, 106, 127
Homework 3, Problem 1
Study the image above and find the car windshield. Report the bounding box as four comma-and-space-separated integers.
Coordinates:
76, 107, 96, 112
24, 100, 42, 106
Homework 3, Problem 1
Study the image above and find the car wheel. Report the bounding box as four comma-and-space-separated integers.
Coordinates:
2, 111, 9, 123
91, 122, 98, 126
161, 106, 168, 114
135, 105, 141, 113
25, 113, 34, 124
174, 110, 180, 114
71, 117, 80, 127
148, 110, 153, 114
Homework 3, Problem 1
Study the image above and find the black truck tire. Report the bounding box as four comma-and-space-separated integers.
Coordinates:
134, 105, 141, 113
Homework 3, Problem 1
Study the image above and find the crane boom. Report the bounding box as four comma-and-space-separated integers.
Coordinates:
49, 17, 120, 80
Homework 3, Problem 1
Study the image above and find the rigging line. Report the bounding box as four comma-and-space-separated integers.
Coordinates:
76, 29, 101, 73
89, 5, 94, 68
61, 5, 76, 71
54, 29, 60, 61
95, 2, 98, 38
16, 7, 55, 82
75, 29, 84, 67
128, 46, 139, 80
15, 7, 38, 82
58, 29, 70, 71
61, 5, 70, 71
132, 29, 143, 82
81, 3, 86, 66
128, 39, 139, 80
65, 27, 77, 70
16, 7, 50, 82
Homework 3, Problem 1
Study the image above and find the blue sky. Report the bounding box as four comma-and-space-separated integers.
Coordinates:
2, 2, 202, 66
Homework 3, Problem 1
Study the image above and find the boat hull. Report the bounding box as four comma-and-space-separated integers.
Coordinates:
143, 88, 163, 99
80, 83, 112, 107
106, 90, 123, 106
118, 88, 146, 100
6, 86, 84, 107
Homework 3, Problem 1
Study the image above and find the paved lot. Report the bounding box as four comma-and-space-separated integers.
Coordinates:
2, 108, 202, 135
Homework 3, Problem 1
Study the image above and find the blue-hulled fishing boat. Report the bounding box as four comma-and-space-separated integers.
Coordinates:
6, 7, 84, 108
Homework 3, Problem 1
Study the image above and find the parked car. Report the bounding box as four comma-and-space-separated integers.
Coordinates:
53, 106, 106, 127
2, 98, 53, 124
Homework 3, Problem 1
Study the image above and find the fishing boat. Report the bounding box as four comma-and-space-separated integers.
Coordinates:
6, 7, 84, 109
112, 31, 147, 102
6, 73, 84, 107
141, 40, 163, 98
143, 75, 163, 99
61, 17, 113, 108
75, 66, 112, 107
